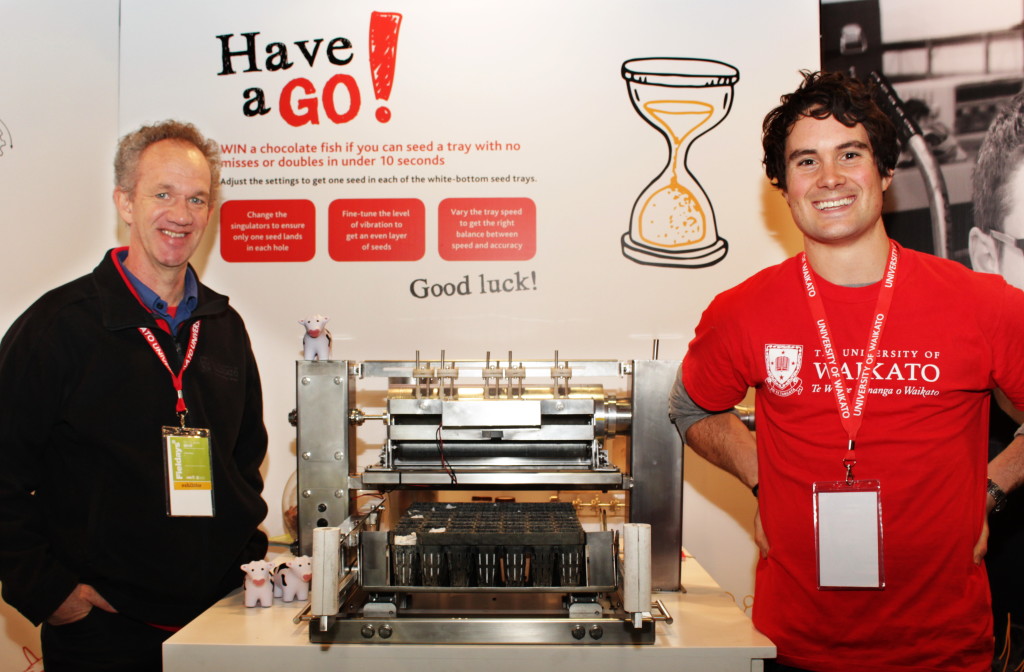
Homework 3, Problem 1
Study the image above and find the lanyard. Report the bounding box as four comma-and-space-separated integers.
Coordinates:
139, 320, 202, 424
801, 241, 899, 481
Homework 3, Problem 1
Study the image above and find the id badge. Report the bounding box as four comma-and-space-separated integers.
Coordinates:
162, 426, 215, 517
813, 480, 884, 590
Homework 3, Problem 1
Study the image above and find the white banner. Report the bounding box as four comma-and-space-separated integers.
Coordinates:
120, 0, 817, 361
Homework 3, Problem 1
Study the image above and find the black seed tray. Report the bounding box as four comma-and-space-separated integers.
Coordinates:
388, 502, 586, 588
391, 502, 585, 546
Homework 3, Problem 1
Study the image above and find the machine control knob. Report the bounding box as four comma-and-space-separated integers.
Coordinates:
360, 624, 375, 639
378, 624, 394, 639
571, 625, 586, 640
589, 625, 604, 640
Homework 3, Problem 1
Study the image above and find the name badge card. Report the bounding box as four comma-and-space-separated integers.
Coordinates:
163, 426, 215, 517
814, 480, 884, 590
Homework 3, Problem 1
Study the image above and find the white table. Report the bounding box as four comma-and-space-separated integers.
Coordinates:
164, 554, 774, 671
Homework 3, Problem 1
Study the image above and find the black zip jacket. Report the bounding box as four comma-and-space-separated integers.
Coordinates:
0, 249, 268, 626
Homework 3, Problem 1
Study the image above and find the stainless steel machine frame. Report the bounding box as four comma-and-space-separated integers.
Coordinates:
294, 355, 683, 644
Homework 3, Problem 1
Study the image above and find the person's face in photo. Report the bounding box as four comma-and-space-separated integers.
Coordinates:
971, 159, 1024, 290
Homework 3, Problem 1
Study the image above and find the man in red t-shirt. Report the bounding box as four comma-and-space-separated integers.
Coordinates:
674, 71, 1024, 672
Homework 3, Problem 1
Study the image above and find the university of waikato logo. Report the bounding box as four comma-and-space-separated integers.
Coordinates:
765, 344, 804, 396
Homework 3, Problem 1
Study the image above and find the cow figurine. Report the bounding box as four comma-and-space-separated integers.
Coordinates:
299, 314, 332, 360
273, 555, 313, 603
241, 559, 276, 608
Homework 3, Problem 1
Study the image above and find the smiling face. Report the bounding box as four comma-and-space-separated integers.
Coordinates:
781, 114, 892, 249
115, 139, 212, 296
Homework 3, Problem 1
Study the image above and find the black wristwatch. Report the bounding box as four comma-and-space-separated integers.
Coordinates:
987, 478, 1007, 513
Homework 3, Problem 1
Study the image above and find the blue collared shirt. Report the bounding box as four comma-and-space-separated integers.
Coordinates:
116, 250, 199, 333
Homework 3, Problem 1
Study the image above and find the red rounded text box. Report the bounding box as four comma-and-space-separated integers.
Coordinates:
328, 198, 425, 262
220, 199, 316, 262
438, 197, 536, 261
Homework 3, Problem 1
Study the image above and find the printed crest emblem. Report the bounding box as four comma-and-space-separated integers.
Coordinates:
765, 344, 804, 396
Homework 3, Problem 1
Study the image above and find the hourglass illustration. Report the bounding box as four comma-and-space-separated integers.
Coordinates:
621, 58, 739, 268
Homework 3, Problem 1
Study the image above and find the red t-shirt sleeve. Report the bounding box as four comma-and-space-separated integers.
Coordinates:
682, 294, 753, 413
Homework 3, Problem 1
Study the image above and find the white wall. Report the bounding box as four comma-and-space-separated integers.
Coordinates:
0, 0, 120, 664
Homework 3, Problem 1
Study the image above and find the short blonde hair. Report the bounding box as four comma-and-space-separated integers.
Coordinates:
114, 120, 221, 203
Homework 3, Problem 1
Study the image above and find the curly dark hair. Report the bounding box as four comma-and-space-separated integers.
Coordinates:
972, 91, 1024, 234
114, 120, 221, 203
762, 70, 899, 191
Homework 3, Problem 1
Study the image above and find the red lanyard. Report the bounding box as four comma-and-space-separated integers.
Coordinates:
139, 320, 201, 418
801, 241, 899, 481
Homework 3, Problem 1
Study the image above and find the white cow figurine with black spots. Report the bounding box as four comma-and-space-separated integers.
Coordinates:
273, 555, 313, 602
299, 314, 332, 361
241, 559, 276, 608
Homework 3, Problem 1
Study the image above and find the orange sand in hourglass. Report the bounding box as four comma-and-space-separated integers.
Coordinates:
637, 100, 714, 248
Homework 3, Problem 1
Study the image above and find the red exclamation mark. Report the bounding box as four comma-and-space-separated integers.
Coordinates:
369, 12, 402, 123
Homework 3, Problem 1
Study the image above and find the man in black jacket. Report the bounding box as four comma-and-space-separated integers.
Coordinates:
0, 120, 268, 671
